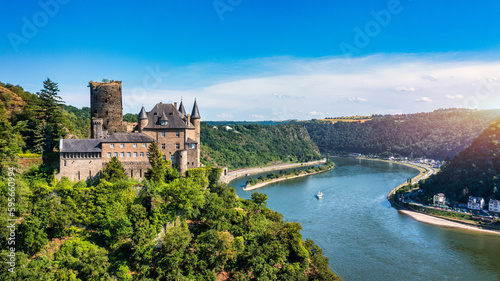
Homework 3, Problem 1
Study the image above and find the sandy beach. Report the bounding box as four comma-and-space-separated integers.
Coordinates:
221, 159, 327, 184
398, 210, 500, 235
243, 166, 333, 191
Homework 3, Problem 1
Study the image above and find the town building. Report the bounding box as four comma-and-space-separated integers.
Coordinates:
489, 199, 500, 213
433, 193, 447, 207
467, 196, 485, 210
58, 81, 201, 181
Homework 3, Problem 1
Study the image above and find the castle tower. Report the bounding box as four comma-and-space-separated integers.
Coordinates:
190, 99, 201, 167
90, 81, 124, 138
138, 106, 148, 133
178, 99, 186, 116
91, 118, 104, 139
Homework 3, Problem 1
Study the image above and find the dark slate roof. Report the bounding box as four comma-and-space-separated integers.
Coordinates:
178, 101, 186, 116
61, 139, 102, 152
144, 102, 193, 129
138, 106, 148, 119
186, 137, 198, 144
101, 133, 154, 143
191, 99, 200, 119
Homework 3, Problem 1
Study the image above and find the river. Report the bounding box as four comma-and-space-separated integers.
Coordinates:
230, 157, 500, 281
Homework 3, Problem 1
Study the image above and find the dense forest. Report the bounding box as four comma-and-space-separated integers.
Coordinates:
419, 118, 500, 202
200, 123, 322, 169
299, 109, 500, 160
0, 141, 339, 280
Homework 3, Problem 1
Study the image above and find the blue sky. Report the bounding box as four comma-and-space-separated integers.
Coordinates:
1, 0, 500, 120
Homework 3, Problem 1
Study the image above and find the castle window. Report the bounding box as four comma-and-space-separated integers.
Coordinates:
163, 155, 166, 160
110, 144, 115, 148
176, 143, 180, 149
171, 155, 175, 162
160, 120, 167, 126
142, 143, 147, 148
64, 160, 66, 166
133, 143, 137, 148
161, 132, 165, 137
114, 152, 118, 157
161, 144, 165, 149
140, 152, 144, 157
133, 152, 137, 157
107, 152, 111, 158
176, 131, 180, 137
147, 152, 150, 157
127, 152, 131, 158
120, 143, 125, 148
189, 143, 196, 149
120, 152, 125, 158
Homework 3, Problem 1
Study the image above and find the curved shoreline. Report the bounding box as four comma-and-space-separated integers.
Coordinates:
361, 157, 500, 235
243, 165, 334, 191
221, 159, 327, 184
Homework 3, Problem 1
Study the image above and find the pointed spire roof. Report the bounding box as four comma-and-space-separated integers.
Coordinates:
191, 99, 200, 119
178, 99, 186, 116
158, 111, 168, 122
138, 106, 148, 119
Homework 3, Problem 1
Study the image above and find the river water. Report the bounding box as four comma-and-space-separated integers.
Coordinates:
230, 157, 500, 281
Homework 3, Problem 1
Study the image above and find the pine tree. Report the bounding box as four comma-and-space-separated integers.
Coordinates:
37, 78, 65, 152
102, 157, 127, 182
145, 141, 167, 183
32, 124, 45, 154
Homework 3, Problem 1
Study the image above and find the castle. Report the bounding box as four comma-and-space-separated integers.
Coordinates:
58, 81, 201, 181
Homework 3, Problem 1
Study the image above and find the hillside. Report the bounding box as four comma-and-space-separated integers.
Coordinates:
299, 109, 500, 160
0, 83, 27, 117
420, 118, 500, 202
200, 122, 322, 169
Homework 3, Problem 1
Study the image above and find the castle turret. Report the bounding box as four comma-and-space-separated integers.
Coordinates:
90, 81, 124, 138
138, 106, 148, 133
178, 99, 186, 116
190, 100, 201, 167
91, 118, 104, 139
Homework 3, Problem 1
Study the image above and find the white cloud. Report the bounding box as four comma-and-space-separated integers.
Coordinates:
348, 97, 368, 102
309, 111, 324, 115
416, 97, 432, 102
68, 53, 500, 120
445, 94, 464, 100
251, 114, 264, 119
216, 113, 233, 119
421, 75, 437, 82
395, 86, 416, 92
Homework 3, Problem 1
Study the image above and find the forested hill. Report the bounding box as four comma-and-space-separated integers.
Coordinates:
200, 123, 322, 169
299, 109, 500, 160
420, 118, 500, 201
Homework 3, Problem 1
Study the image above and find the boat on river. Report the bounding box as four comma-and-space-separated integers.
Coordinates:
316, 191, 323, 199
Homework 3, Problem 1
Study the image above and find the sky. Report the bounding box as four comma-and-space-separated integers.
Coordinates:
1, 0, 500, 120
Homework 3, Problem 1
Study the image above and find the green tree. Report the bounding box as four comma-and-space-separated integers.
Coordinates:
146, 141, 167, 183
32, 123, 45, 154
251, 192, 268, 206
102, 156, 127, 182
37, 78, 65, 152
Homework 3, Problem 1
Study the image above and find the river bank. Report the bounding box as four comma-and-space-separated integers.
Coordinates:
243, 163, 334, 191
366, 157, 500, 235
398, 210, 500, 235
221, 159, 327, 184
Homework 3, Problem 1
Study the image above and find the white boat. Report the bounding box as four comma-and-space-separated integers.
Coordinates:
316, 191, 323, 199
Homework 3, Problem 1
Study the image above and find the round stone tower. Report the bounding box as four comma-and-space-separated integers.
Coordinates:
90, 81, 124, 138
